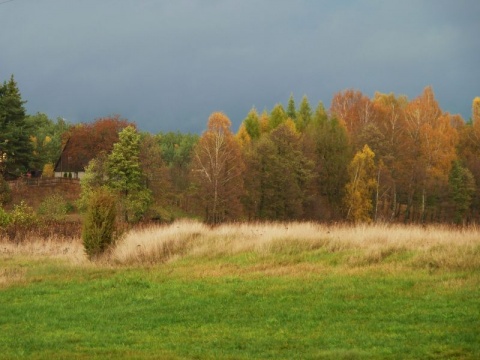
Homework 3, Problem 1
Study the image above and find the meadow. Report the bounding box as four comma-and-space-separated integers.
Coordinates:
1, 221, 479, 359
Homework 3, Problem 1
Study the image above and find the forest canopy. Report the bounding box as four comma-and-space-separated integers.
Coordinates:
1, 73, 479, 224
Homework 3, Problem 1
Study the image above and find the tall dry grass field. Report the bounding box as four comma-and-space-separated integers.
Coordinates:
108, 220, 480, 272
2, 220, 480, 272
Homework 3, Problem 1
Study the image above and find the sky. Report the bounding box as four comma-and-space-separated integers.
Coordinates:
1, 0, 479, 133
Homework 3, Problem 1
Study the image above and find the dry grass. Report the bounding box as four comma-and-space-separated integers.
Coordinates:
1, 220, 479, 273
0, 266, 27, 286
0, 236, 86, 264
0, 235, 87, 288
111, 220, 480, 271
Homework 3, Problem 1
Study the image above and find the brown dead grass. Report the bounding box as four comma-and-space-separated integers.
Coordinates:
111, 220, 480, 271
1, 220, 479, 276
0, 236, 87, 264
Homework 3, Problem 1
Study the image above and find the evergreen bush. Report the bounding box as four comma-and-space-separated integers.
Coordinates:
82, 188, 117, 259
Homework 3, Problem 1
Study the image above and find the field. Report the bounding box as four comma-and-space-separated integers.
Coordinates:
1, 221, 480, 359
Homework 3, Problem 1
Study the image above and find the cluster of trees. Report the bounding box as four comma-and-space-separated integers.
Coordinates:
0, 75, 69, 178
191, 89, 480, 224
2, 72, 480, 224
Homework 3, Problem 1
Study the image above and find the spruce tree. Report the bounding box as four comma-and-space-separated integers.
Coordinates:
243, 107, 261, 140
296, 95, 312, 132
269, 104, 287, 130
0, 75, 33, 176
106, 126, 152, 222
286, 93, 297, 120
449, 160, 476, 224
311, 116, 352, 219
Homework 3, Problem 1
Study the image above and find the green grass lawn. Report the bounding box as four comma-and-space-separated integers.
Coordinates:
1, 255, 479, 359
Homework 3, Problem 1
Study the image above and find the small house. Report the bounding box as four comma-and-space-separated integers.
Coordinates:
54, 138, 89, 179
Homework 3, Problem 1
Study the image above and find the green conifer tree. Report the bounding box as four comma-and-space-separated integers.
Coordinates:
286, 93, 297, 120
106, 126, 152, 222
0, 75, 34, 176
296, 95, 312, 132
269, 104, 287, 130
449, 160, 476, 224
243, 107, 261, 140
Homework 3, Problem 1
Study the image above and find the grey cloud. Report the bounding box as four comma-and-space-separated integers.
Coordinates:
0, 0, 478, 133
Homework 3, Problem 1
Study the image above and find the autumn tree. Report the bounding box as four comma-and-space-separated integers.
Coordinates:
473, 97, 480, 123
403, 87, 457, 221
330, 89, 376, 149
371, 92, 408, 220
344, 145, 377, 223
192, 112, 245, 223
259, 110, 270, 134
235, 123, 251, 148
60, 115, 133, 174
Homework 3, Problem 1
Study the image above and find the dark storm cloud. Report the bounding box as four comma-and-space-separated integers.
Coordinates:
0, 0, 478, 133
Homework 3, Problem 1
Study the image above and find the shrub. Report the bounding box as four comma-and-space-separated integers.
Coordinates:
0, 175, 11, 205
3, 202, 39, 241
37, 194, 68, 222
82, 188, 117, 260
10, 201, 38, 227
0, 206, 11, 228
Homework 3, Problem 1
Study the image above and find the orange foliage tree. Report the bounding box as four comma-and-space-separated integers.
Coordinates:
403, 87, 458, 221
61, 115, 134, 172
330, 89, 376, 149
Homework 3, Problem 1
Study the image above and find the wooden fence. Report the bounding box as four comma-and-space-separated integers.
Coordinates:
9, 177, 80, 187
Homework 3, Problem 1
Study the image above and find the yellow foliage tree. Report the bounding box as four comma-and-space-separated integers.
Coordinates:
42, 163, 55, 177
235, 123, 251, 148
344, 144, 377, 223
259, 111, 270, 134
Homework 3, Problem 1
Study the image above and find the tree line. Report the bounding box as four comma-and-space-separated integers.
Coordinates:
1, 73, 480, 224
